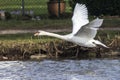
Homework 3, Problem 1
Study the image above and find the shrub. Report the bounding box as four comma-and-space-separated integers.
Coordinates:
69, 0, 120, 16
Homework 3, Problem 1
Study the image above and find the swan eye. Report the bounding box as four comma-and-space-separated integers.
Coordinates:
34, 32, 40, 36
36, 32, 40, 34
92, 42, 95, 44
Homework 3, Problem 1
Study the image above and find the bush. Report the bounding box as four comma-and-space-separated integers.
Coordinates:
69, 0, 120, 16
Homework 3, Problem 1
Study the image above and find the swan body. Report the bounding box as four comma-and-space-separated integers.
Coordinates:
34, 3, 108, 48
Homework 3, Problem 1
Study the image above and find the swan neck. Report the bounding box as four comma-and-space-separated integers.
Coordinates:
45, 32, 65, 40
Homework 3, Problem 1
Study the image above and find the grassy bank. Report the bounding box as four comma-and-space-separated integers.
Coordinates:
0, 33, 59, 60
0, 30, 119, 60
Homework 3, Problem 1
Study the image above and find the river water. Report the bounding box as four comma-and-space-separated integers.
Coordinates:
0, 59, 120, 80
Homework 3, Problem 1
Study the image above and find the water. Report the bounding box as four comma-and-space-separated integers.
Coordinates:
0, 59, 120, 80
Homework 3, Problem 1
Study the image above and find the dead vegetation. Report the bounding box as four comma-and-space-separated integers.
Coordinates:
0, 34, 119, 60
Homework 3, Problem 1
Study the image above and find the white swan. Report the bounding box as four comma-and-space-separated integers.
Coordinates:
34, 3, 108, 48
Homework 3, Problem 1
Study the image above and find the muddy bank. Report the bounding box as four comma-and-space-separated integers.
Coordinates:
0, 36, 120, 61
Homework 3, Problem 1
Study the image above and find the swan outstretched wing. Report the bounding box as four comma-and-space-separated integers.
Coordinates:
72, 3, 89, 35
75, 18, 103, 39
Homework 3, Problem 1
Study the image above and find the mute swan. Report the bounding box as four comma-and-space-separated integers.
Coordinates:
34, 3, 108, 48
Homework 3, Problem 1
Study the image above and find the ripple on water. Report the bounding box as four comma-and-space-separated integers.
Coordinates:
0, 59, 120, 80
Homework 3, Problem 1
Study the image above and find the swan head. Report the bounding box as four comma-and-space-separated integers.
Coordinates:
34, 30, 47, 36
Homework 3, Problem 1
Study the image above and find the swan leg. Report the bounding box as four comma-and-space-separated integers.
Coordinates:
95, 47, 102, 58
52, 42, 63, 58
65, 45, 78, 49
71, 45, 80, 58
75, 46, 80, 58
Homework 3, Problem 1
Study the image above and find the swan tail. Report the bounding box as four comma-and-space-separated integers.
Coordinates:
93, 40, 109, 48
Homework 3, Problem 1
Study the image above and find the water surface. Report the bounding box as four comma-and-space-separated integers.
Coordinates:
0, 59, 120, 80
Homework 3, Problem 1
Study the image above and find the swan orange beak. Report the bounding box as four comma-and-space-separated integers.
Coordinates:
34, 32, 40, 36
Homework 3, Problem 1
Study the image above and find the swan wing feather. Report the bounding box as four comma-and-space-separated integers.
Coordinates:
72, 3, 89, 35
75, 18, 103, 39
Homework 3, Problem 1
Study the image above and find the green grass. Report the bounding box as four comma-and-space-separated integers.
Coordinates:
0, 0, 71, 15
0, 30, 119, 40
0, 19, 72, 30
0, 0, 48, 10
0, 17, 119, 30
0, 33, 60, 43
0, 0, 49, 15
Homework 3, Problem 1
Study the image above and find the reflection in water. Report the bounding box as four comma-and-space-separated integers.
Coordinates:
0, 59, 120, 80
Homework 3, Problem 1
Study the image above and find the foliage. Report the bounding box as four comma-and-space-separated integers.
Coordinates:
69, 0, 120, 16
